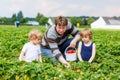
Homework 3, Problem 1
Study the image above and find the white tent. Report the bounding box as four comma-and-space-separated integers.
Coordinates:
26, 21, 39, 26
48, 17, 54, 26
91, 17, 120, 29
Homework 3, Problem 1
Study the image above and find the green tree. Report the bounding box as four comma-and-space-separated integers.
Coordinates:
20, 18, 28, 24
70, 17, 78, 26
35, 13, 48, 25
39, 16, 48, 25
0, 17, 8, 24
17, 11, 23, 21
36, 13, 43, 22
83, 18, 88, 25
77, 18, 83, 26
87, 17, 95, 25
70, 17, 84, 27
0, 18, 2, 24
11, 13, 17, 24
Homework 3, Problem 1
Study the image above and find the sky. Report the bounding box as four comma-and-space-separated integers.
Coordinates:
0, 0, 120, 17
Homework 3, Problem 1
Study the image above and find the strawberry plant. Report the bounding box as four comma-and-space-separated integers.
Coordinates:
0, 26, 120, 80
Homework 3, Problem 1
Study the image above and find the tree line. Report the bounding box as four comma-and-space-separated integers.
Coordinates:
0, 10, 98, 26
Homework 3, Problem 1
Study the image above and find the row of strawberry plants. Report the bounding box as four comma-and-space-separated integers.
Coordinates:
0, 26, 120, 79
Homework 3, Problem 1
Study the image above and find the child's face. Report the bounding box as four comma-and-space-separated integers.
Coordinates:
56, 24, 66, 35
82, 36, 90, 43
32, 38, 40, 45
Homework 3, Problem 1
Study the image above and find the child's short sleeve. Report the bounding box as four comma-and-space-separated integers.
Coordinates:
21, 43, 28, 53
38, 45, 41, 54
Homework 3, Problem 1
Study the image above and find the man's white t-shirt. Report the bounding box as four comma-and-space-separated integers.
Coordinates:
22, 42, 41, 62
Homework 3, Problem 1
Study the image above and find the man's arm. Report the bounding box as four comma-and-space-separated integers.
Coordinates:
70, 34, 80, 48
69, 25, 80, 48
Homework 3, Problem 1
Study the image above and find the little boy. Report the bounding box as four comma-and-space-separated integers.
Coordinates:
19, 29, 42, 62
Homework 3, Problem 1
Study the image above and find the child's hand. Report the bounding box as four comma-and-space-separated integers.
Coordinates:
39, 60, 42, 63
19, 52, 25, 61
19, 56, 25, 61
38, 58, 42, 62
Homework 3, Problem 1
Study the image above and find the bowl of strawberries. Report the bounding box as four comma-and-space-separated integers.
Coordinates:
65, 46, 76, 61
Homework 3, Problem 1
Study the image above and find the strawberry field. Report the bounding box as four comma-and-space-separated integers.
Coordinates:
0, 25, 120, 80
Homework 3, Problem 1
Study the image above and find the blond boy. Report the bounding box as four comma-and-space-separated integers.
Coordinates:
19, 29, 42, 62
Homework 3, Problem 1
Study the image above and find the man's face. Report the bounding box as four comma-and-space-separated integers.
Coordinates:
56, 25, 66, 35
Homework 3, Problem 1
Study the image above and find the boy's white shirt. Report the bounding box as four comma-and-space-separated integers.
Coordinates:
21, 42, 41, 62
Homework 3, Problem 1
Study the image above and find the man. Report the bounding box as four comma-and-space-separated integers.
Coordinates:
40, 16, 80, 68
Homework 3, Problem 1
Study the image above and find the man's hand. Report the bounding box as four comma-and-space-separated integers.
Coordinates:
70, 35, 80, 48
70, 40, 76, 48
58, 55, 71, 68
64, 62, 70, 68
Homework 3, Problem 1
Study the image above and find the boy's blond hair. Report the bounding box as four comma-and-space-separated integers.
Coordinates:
80, 28, 92, 39
28, 29, 42, 41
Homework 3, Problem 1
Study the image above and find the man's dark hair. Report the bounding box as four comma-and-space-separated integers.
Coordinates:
55, 16, 68, 26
